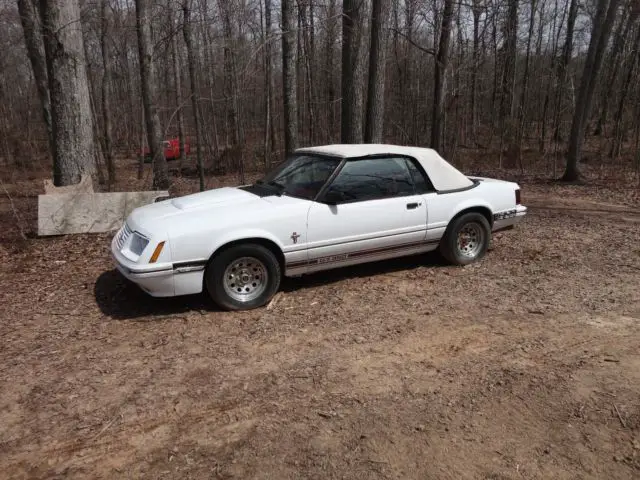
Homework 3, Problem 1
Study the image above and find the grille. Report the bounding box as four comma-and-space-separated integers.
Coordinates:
116, 223, 132, 250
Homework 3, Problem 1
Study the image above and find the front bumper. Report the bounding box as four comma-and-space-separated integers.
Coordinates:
111, 233, 207, 297
111, 234, 176, 297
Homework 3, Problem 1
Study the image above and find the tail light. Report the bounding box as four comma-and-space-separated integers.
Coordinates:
515, 189, 521, 205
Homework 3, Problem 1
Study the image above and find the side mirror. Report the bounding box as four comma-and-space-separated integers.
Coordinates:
322, 190, 343, 205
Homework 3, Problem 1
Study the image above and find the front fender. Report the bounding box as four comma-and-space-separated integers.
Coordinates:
209, 228, 285, 256
168, 227, 285, 267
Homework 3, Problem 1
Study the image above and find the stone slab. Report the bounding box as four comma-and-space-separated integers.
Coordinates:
38, 191, 169, 236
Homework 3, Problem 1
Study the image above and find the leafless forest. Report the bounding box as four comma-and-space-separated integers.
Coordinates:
1, 0, 640, 189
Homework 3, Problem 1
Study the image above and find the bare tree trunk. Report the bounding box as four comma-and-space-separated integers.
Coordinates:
516, 0, 537, 160
123, 0, 138, 153
170, 1, 186, 172
17, 0, 53, 155
564, 0, 622, 181
298, 0, 316, 144
470, 0, 482, 142
500, 0, 519, 166
610, 22, 640, 158
364, 0, 389, 143
135, 0, 169, 189
431, 0, 454, 154
324, 0, 337, 143
39, 0, 97, 186
282, 0, 298, 154
539, 0, 565, 152
532, 0, 547, 143
549, 0, 575, 143
594, 7, 638, 136
634, 92, 640, 174
199, 0, 220, 162
182, 0, 205, 191
309, 0, 316, 141
341, 0, 364, 143
219, 0, 244, 182
138, 97, 145, 180
85, 65, 107, 187
263, 0, 274, 167
101, 0, 115, 189
490, 11, 499, 131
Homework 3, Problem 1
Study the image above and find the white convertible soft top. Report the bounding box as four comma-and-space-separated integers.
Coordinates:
296, 144, 474, 191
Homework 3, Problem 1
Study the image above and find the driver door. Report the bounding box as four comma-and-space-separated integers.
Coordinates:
305, 157, 428, 272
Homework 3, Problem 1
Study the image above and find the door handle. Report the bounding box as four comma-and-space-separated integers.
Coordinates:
406, 202, 421, 210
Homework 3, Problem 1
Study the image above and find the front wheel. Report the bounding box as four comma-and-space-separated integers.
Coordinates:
440, 212, 491, 265
205, 243, 281, 311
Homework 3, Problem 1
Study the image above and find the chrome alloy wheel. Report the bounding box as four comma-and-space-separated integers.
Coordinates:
456, 222, 485, 259
223, 257, 268, 303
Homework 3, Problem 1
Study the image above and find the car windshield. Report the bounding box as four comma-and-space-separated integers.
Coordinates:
257, 154, 342, 200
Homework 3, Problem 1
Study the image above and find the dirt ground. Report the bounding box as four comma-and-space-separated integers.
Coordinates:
1, 159, 639, 479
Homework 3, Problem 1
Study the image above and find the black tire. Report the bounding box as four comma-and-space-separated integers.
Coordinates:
439, 212, 491, 265
205, 243, 281, 311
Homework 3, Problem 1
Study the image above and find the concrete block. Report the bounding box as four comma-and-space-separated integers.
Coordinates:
38, 190, 169, 236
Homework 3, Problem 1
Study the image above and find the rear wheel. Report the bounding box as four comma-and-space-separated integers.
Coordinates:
205, 243, 281, 311
440, 212, 491, 265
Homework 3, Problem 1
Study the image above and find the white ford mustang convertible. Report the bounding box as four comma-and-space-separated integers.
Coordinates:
112, 144, 527, 310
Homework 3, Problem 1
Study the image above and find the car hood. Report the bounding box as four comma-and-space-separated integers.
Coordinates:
126, 186, 296, 237
170, 186, 256, 210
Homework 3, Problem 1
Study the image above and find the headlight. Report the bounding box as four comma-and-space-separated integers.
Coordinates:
129, 232, 149, 256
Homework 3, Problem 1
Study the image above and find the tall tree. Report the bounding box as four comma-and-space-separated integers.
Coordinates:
170, 0, 186, 170
39, 0, 97, 186
500, 0, 519, 165
135, 0, 169, 189
341, 0, 364, 143
610, 17, 640, 158
470, 0, 483, 141
100, 0, 115, 189
220, 0, 242, 147
17, 0, 53, 154
594, 6, 638, 136
549, 0, 577, 144
182, 0, 205, 191
564, 0, 622, 181
219, 0, 244, 181
364, 0, 389, 143
263, 0, 275, 166
516, 0, 537, 157
431, 0, 454, 154
324, 0, 338, 143
281, 0, 298, 154
299, 0, 316, 143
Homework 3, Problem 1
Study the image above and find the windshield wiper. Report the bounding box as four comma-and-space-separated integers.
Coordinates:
267, 181, 286, 195
255, 179, 285, 196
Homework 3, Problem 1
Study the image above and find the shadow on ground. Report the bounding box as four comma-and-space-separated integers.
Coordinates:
95, 251, 448, 320
94, 270, 214, 321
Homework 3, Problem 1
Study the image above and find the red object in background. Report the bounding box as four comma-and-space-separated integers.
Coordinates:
140, 138, 190, 161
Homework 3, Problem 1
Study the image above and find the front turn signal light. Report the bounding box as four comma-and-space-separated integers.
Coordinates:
149, 241, 165, 263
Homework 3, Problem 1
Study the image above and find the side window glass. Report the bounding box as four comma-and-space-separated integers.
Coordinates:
325, 157, 415, 202
404, 158, 434, 193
